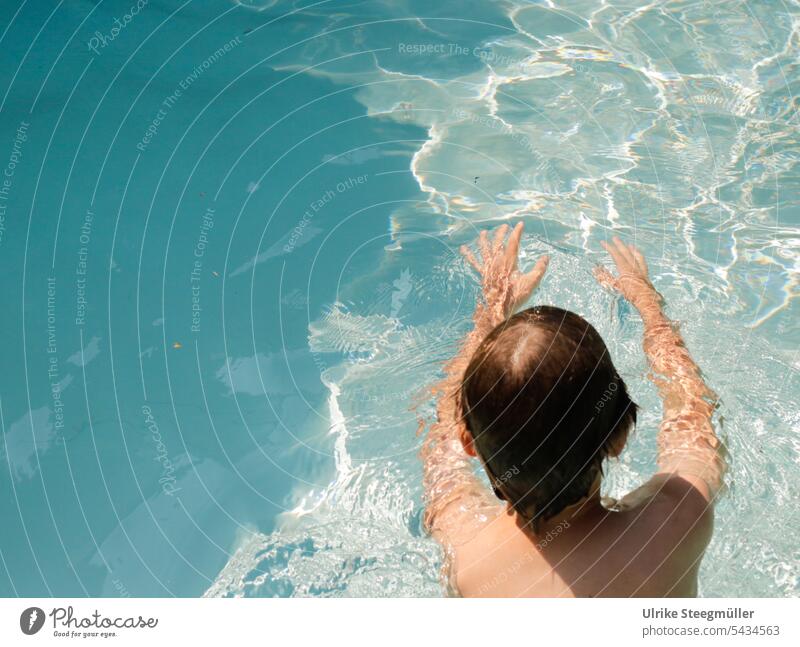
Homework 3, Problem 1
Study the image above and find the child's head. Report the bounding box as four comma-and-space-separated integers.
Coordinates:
459, 306, 637, 529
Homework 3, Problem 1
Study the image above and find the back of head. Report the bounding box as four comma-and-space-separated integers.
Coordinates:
460, 306, 637, 530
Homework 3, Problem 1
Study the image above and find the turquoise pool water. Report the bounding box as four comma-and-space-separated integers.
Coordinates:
0, 0, 798, 597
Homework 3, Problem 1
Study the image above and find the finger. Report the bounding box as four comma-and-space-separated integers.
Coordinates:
528, 254, 549, 283
612, 235, 630, 259
503, 222, 524, 267
630, 245, 648, 274
593, 265, 617, 289
601, 239, 623, 270
612, 236, 634, 265
519, 255, 549, 294
610, 237, 635, 273
460, 245, 481, 273
493, 224, 509, 252
478, 230, 490, 260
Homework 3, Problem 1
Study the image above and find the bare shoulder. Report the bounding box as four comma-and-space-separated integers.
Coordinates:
449, 511, 540, 597
617, 473, 715, 549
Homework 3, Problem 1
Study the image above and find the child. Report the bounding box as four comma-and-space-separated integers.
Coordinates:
422, 224, 724, 597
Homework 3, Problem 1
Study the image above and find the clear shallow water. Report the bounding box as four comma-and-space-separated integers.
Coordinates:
0, 0, 798, 597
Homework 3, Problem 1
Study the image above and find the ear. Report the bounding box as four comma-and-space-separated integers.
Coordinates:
459, 425, 478, 457
606, 417, 632, 458
607, 435, 625, 458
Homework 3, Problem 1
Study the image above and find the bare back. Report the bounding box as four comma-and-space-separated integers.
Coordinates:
451, 476, 713, 598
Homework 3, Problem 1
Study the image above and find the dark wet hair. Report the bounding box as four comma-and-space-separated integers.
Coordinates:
460, 306, 637, 531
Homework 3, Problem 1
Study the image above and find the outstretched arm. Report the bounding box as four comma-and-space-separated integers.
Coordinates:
421, 223, 549, 545
595, 237, 725, 503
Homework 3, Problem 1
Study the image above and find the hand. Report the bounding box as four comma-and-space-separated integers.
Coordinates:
460, 222, 549, 322
594, 236, 659, 310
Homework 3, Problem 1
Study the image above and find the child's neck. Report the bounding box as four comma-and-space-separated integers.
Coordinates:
514, 473, 605, 536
